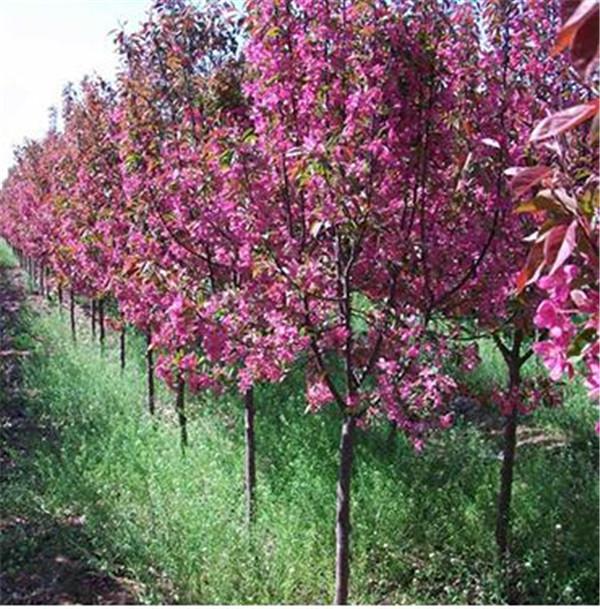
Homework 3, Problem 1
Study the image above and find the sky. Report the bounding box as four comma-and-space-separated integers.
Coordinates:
0, 0, 151, 183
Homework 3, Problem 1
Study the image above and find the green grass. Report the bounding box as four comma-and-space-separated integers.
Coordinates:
1, 272, 598, 604
0, 239, 18, 267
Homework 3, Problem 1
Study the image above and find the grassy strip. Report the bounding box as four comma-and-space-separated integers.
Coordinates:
1, 261, 598, 603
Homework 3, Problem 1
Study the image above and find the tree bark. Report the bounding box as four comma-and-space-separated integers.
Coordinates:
58, 284, 63, 310
44, 267, 51, 301
120, 326, 126, 371
244, 387, 256, 528
176, 374, 188, 454
146, 331, 155, 416
91, 299, 97, 340
495, 328, 524, 566
334, 415, 355, 605
33, 261, 38, 292
98, 298, 105, 352
39, 264, 45, 296
70, 289, 76, 342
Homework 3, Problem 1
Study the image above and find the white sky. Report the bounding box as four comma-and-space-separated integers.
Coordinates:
0, 0, 150, 182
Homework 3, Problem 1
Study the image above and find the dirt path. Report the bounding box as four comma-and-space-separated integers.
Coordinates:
0, 262, 140, 605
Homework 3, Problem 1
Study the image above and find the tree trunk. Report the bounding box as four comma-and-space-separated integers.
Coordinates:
496, 358, 521, 559
70, 289, 76, 342
91, 299, 97, 340
334, 415, 355, 605
58, 284, 63, 310
120, 326, 126, 371
42, 267, 49, 300
244, 387, 256, 528
146, 331, 155, 416
176, 374, 188, 454
98, 298, 105, 352
39, 264, 45, 296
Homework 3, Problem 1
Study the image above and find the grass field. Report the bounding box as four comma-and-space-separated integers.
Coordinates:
1, 240, 598, 604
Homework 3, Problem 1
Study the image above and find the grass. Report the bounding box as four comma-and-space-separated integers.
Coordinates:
0, 240, 17, 267
1, 252, 598, 603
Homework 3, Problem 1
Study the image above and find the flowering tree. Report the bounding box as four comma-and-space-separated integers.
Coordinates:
113, 0, 265, 491
58, 78, 128, 351
0, 135, 60, 294
235, 0, 551, 601
456, 0, 582, 566
512, 0, 599, 406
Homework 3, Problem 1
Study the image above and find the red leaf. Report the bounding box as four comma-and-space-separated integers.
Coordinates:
542, 223, 568, 262
508, 165, 553, 197
548, 220, 578, 276
571, 6, 599, 77
516, 241, 545, 294
530, 101, 599, 142
552, 0, 599, 55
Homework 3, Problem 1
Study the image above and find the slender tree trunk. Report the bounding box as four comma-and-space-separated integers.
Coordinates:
146, 331, 155, 416
39, 264, 45, 297
45, 268, 51, 302
334, 415, 356, 605
58, 284, 64, 310
496, 357, 521, 558
176, 374, 188, 454
244, 386, 256, 528
493, 328, 526, 605
70, 289, 76, 342
91, 299, 97, 340
120, 326, 126, 371
98, 298, 105, 352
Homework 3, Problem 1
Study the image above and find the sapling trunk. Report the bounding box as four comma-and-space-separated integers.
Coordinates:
58, 284, 63, 310
334, 414, 355, 605
46, 269, 52, 302
39, 264, 45, 296
496, 356, 521, 559
98, 298, 105, 351
244, 386, 256, 527
91, 299, 97, 340
176, 374, 188, 453
146, 331, 155, 416
70, 289, 76, 342
120, 326, 126, 370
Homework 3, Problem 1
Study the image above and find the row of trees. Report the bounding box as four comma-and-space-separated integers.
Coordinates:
0, 0, 596, 603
